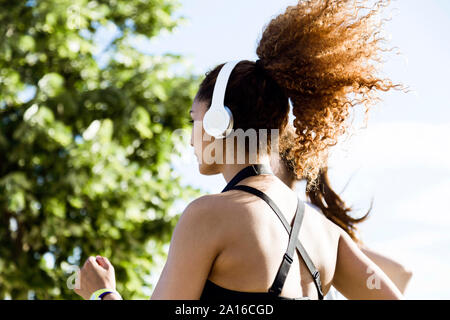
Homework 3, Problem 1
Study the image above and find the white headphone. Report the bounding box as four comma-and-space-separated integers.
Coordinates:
202, 60, 241, 139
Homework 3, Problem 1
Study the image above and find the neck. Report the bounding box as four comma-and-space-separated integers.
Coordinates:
221, 154, 272, 184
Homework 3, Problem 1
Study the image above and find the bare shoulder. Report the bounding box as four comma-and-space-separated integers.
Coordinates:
188, 191, 253, 214
303, 202, 343, 257
182, 191, 262, 240
184, 193, 234, 216
303, 202, 343, 239
183, 194, 215, 213
178, 194, 232, 243
181, 194, 225, 224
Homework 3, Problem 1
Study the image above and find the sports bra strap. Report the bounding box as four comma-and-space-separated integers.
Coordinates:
222, 164, 273, 193
268, 196, 304, 295
229, 185, 324, 300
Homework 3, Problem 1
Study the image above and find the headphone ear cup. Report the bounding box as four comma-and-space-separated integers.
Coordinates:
223, 106, 234, 137
203, 106, 234, 139
224, 106, 234, 137
203, 60, 240, 139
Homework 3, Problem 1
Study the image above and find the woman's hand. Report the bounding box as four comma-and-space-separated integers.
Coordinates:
74, 255, 116, 300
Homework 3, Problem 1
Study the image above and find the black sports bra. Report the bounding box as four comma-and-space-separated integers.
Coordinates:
199, 164, 324, 301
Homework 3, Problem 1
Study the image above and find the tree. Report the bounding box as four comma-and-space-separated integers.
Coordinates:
0, 0, 200, 299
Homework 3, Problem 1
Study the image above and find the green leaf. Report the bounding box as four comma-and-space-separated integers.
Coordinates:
131, 107, 153, 139
49, 122, 72, 147
9, 191, 26, 212
38, 73, 65, 98
19, 36, 35, 52
68, 196, 83, 209
46, 198, 66, 219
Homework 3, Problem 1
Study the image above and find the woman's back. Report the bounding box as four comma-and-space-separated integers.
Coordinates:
202, 174, 341, 299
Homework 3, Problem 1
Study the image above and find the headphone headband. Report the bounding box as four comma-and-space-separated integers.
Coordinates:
210, 60, 241, 110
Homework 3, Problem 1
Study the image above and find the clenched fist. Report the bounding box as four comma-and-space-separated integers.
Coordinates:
74, 255, 117, 300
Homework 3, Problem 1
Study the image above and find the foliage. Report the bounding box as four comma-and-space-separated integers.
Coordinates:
0, 0, 200, 299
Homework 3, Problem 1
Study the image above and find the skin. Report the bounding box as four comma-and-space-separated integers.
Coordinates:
75, 99, 403, 300
358, 245, 413, 294
270, 155, 413, 295
74, 255, 118, 300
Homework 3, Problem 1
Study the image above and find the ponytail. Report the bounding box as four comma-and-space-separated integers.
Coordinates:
256, 0, 405, 184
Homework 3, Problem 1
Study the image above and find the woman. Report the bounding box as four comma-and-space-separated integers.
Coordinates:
75, 0, 405, 300
272, 125, 413, 298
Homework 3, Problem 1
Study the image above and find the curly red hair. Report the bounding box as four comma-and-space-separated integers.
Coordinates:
257, 0, 406, 186
196, 0, 406, 188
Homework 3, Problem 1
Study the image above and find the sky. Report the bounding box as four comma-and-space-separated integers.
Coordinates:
140, 0, 450, 299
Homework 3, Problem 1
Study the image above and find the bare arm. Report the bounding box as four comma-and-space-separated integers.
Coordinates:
150, 197, 222, 299
332, 230, 403, 300
92, 197, 220, 300
359, 245, 413, 294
